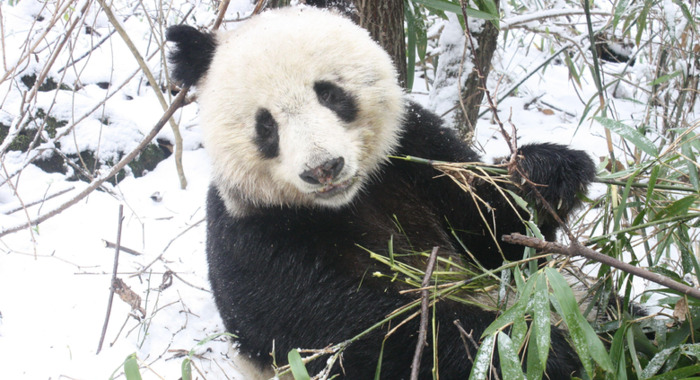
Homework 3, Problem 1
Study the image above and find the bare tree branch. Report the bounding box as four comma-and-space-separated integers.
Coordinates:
96, 204, 124, 355
502, 233, 700, 300
410, 246, 440, 380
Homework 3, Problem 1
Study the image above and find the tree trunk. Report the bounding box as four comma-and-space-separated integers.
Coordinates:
454, 2, 500, 141
267, 0, 291, 7
350, 0, 407, 87
274, 1, 407, 87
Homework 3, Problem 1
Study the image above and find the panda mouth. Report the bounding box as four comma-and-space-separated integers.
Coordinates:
313, 177, 357, 198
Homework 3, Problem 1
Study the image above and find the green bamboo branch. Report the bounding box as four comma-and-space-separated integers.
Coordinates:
583, 212, 700, 245
394, 154, 700, 193
595, 178, 699, 193
390, 155, 509, 175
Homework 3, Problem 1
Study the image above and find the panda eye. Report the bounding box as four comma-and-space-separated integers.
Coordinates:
313, 81, 358, 123
318, 87, 336, 104
257, 116, 275, 137
254, 108, 279, 159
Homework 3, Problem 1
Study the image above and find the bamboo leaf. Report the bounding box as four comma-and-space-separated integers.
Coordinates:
608, 323, 629, 380
626, 326, 644, 376
681, 343, 700, 358
413, 0, 498, 20
510, 310, 528, 350
468, 334, 496, 380
674, 224, 696, 274
497, 332, 526, 380
482, 277, 534, 337
647, 364, 700, 380
614, 169, 641, 230
649, 266, 684, 283
181, 358, 192, 380
546, 268, 613, 375
645, 165, 660, 204
652, 195, 696, 221
525, 220, 544, 240
187, 332, 236, 357
594, 117, 658, 157
612, 0, 630, 29
123, 353, 143, 380
417, 20, 428, 63
564, 52, 582, 88
671, 0, 697, 33
641, 346, 678, 379
635, 1, 651, 46
681, 142, 699, 190
504, 189, 530, 211
531, 276, 550, 365
526, 274, 549, 380
648, 70, 682, 86
288, 349, 311, 380
474, 0, 499, 28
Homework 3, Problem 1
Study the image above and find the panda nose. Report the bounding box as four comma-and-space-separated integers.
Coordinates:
299, 157, 345, 185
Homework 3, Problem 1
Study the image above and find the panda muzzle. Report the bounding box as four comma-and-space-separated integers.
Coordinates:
299, 157, 345, 185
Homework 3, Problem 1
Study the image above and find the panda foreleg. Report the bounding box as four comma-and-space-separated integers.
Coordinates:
443, 142, 596, 268
509, 143, 596, 240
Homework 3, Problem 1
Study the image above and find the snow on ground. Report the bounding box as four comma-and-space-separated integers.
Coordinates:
0, 0, 252, 378
0, 1, 693, 379
0, 149, 241, 379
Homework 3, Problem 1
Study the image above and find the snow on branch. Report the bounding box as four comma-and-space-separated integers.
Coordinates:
501, 8, 609, 29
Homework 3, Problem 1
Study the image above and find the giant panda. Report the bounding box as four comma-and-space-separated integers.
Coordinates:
167, 7, 596, 379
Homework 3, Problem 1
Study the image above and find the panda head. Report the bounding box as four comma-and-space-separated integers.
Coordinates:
167, 7, 404, 215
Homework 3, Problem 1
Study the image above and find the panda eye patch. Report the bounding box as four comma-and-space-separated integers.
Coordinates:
254, 108, 279, 159
313, 81, 358, 123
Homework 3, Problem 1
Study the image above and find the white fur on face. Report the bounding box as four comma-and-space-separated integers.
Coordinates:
197, 7, 405, 215
272, 105, 363, 206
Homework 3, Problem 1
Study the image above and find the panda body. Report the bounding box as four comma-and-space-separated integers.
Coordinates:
167, 7, 595, 379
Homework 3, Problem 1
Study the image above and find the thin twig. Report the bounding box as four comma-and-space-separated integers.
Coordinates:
103, 240, 143, 256
502, 233, 700, 301
211, 0, 231, 30
165, 267, 211, 293
97, 204, 124, 354
453, 320, 500, 380
500, 9, 609, 29
452, 320, 475, 363
410, 246, 440, 380
132, 217, 204, 277
0, 4, 6, 72
4, 186, 75, 215
1, 161, 37, 256
56, 2, 140, 74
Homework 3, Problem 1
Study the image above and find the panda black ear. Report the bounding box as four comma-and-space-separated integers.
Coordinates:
166, 25, 217, 87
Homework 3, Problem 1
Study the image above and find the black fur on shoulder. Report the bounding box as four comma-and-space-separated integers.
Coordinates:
166, 25, 216, 87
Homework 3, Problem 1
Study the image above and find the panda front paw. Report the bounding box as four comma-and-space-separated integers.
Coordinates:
513, 143, 596, 221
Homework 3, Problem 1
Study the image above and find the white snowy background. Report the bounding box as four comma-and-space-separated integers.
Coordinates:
0, 0, 696, 378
